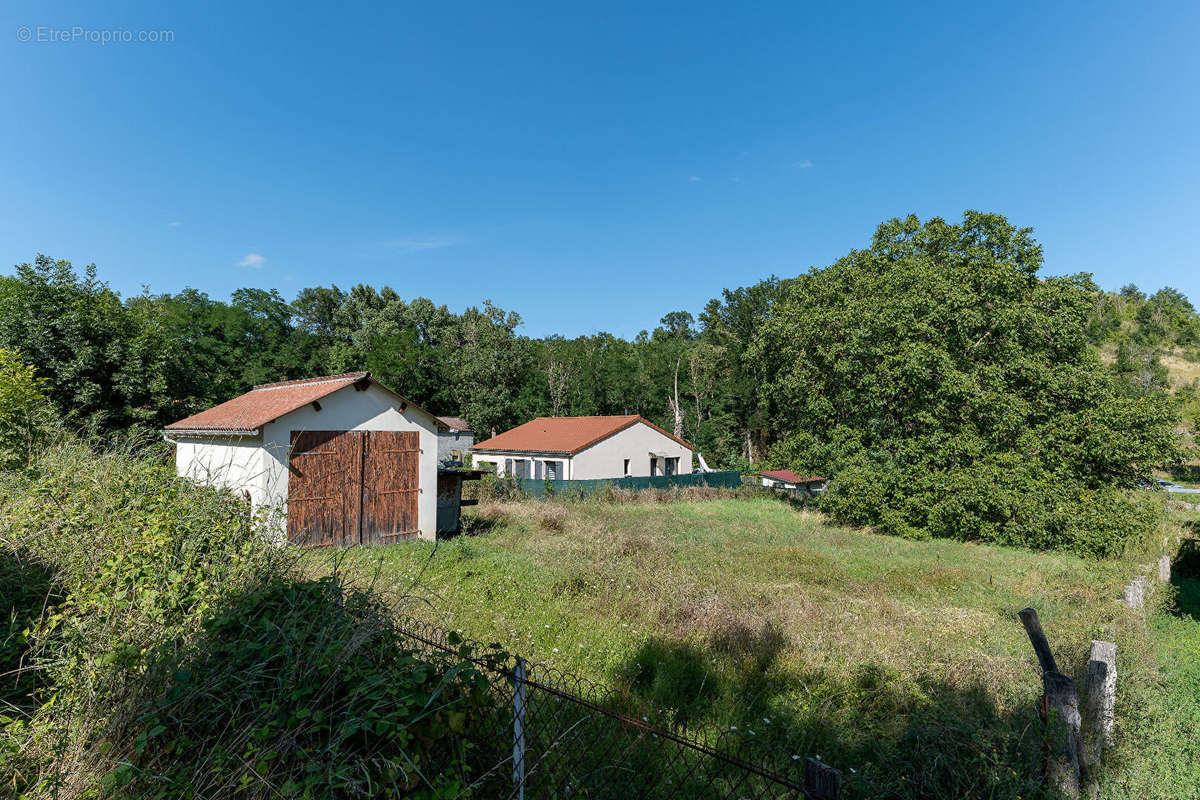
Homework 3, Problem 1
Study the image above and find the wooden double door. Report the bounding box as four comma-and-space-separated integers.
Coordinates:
287, 430, 420, 546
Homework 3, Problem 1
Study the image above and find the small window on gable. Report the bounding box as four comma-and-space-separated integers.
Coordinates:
623, 458, 631, 476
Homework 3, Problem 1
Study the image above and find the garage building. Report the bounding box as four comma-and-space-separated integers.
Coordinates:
163, 372, 444, 544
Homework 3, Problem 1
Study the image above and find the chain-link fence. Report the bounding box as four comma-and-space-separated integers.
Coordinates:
393, 616, 842, 799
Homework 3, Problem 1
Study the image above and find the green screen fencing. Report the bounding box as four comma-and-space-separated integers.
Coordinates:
512, 470, 744, 498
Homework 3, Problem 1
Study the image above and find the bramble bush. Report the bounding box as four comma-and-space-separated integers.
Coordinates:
0, 429, 504, 798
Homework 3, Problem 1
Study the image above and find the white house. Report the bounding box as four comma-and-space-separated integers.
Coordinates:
163, 372, 444, 544
436, 416, 474, 465
759, 469, 828, 494
471, 415, 694, 480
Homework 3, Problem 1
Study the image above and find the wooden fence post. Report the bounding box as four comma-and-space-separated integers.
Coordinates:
1019, 608, 1059, 674
803, 757, 843, 800
1082, 639, 1116, 792
1043, 670, 1083, 799
513, 656, 527, 800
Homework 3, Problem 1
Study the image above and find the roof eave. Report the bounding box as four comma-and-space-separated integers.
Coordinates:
163, 427, 262, 438
470, 447, 575, 457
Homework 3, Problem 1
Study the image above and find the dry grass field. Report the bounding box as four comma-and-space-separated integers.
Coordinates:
305, 493, 1194, 798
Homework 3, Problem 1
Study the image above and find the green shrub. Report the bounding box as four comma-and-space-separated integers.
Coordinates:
818, 455, 1162, 556
0, 349, 50, 471
0, 433, 504, 798
107, 578, 499, 799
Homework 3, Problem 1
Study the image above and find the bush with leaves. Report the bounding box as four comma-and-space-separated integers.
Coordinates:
0, 349, 49, 470
757, 212, 1181, 556
0, 432, 504, 798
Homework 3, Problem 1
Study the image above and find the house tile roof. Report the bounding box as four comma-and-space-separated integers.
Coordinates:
472, 415, 693, 455
760, 469, 827, 484
164, 372, 370, 433
437, 416, 472, 432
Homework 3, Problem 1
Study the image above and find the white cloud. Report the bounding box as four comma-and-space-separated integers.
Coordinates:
381, 235, 457, 254
689, 175, 702, 182
794, 160, 814, 169
168, 220, 182, 227
238, 252, 265, 268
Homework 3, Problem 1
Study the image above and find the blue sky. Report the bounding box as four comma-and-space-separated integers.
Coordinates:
2, 1, 1198, 338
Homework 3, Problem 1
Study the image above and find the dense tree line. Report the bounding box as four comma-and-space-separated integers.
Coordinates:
1, 212, 1190, 552
0, 254, 775, 467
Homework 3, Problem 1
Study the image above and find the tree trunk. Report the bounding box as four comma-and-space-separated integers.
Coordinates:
668, 357, 684, 439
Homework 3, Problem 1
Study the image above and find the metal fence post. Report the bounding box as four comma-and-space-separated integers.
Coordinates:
513, 656, 527, 800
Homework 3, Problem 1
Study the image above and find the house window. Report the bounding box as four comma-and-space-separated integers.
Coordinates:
534, 460, 543, 480
504, 458, 513, 477
546, 460, 560, 480
649, 458, 658, 476
514, 460, 528, 479
665, 457, 679, 476
623, 458, 630, 476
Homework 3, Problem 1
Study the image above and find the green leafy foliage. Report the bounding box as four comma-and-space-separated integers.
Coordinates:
756, 212, 1181, 555
3, 213, 1193, 550
0, 349, 50, 470
0, 432, 503, 798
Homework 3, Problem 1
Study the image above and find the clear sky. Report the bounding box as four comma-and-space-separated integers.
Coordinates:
2, 1, 1198, 338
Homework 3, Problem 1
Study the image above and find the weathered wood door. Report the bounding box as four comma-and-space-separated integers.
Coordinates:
361, 430, 420, 544
287, 430, 419, 546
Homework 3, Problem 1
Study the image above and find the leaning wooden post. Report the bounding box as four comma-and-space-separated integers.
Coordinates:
1020, 608, 1082, 798
1019, 607, 1059, 674
1043, 670, 1083, 799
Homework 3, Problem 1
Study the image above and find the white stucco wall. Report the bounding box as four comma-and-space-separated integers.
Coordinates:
174, 382, 441, 541
472, 421, 692, 481
570, 422, 692, 479
174, 436, 268, 502
473, 454, 573, 479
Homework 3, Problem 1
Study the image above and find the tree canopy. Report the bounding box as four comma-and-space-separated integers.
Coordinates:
756, 212, 1180, 554
1, 210, 1192, 555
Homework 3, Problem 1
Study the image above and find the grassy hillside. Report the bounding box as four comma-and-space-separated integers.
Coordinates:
312, 495, 1183, 799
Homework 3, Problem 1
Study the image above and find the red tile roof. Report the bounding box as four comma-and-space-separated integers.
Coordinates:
164, 372, 370, 433
472, 415, 694, 455
760, 469, 827, 484
437, 416, 472, 432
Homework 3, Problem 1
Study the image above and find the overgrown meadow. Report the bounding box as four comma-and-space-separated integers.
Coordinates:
319, 495, 1198, 799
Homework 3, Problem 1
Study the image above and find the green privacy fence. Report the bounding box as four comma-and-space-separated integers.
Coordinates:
512, 470, 744, 498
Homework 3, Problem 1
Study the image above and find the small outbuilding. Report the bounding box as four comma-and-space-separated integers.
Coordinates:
436, 416, 474, 465
471, 415, 694, 480
163, 372, 444, 545
759, 470, 828, 494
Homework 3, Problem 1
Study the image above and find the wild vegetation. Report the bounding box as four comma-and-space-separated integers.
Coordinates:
0, 424, 504, 798
1, 211, 1193, 552
759, 213, 1180, 554
321, 495, 1195, 799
